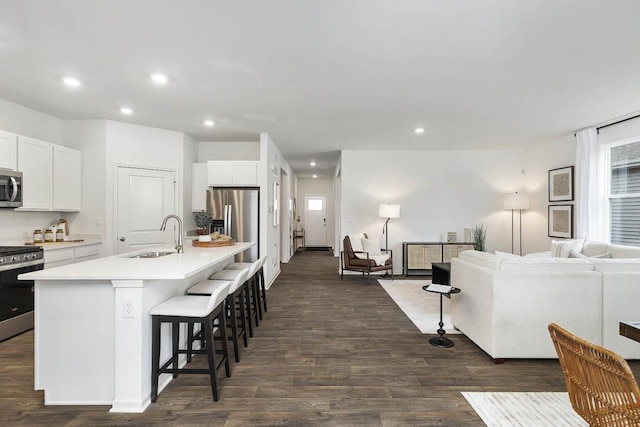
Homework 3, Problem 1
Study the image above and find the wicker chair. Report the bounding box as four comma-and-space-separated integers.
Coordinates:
548, 323, 640, 426
340, 234, 393, 285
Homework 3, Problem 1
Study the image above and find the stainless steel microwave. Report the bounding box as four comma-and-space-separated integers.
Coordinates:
0, 170, 22, 208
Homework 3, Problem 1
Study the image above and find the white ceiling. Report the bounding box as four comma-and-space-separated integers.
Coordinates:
2, 1, 640, 178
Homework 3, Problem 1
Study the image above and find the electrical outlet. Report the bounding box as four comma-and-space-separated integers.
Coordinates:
123, 301, 134, 318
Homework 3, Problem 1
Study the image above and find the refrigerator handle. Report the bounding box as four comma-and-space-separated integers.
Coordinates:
226, 204, 232, 236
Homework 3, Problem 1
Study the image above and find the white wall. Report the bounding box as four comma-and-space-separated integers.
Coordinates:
183, 134, 199, 231
199, 141, 259, 161
340, 150, 526, 273
259, 133, 296, 288
523, 134, 577, 253
0, 99, 63, 243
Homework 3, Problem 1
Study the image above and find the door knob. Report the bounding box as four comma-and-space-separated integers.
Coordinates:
119, 237, 126, 242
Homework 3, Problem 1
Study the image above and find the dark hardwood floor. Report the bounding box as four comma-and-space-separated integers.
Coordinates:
1, 250, 639, 426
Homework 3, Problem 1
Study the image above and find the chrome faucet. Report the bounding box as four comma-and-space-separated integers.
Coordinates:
160, 214, 184, 253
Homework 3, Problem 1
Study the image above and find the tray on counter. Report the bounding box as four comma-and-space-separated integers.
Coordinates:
192, 239, 235, 247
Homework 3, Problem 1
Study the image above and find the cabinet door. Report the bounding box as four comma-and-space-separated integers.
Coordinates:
191, 163, 207, 211
443, 244, 475, 262
232, 161, 258, 185
17, 137, 52, 210
52, 145, 81, 211
74, 244, 101, 263
207, 161, 233, 186
0, 130, 17, 171
44, 248, 74, 268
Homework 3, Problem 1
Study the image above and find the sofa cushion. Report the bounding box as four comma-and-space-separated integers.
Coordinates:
568, 250, 611, 259
494, 250, 522, 260
581, 241, 609, 257
500, 257, 595, 272
550, 238, 585, 258
523, 251, 552, 258
590, 258, 640, 272
458, 250, 502, 270
606, 243, 640, 259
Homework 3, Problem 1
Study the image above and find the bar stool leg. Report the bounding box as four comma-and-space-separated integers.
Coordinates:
217, 306, 231, 377
244, 282, 254, 338
226, 296, 240, 362
171, 320, 180, 378
260, 268, 267, 313
202, 314, 219, 402
253, 276, 263, 321
151, 316, 160, 402
237, 288, 248, 347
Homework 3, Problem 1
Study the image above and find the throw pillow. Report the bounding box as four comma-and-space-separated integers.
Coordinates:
550, 238, 585, 258
361, 238, 382, 255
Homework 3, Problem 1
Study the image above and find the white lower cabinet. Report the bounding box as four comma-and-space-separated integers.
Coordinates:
44, 244, 101, 268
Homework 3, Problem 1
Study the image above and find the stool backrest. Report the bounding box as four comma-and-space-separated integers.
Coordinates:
206, 281, 232, 313
258, 255, 267, 269
247, 258, 262, 277
229, 267, 250, 293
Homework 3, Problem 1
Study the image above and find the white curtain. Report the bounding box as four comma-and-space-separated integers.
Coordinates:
575, 128, 608, 241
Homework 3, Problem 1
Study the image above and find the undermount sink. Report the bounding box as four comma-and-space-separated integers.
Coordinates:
128, 251, 175, 259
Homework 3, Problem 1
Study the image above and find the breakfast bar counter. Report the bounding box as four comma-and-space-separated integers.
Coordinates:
20, 242, 254, 413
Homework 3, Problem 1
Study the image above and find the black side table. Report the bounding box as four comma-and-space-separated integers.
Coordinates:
424, 262, 460, 348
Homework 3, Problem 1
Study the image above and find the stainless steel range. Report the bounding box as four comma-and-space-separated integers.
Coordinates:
0, 246, 44, 342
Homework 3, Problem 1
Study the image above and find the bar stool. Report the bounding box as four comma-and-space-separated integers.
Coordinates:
226, 255, 267, 319
188, 268, 250, 363
210, 267, 258, 337
150, 280, 231, 403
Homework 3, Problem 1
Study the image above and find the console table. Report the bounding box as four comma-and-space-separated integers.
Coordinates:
402, 242, 474, 276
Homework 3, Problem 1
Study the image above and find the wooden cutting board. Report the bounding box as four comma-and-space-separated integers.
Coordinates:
192, 239, 235, 247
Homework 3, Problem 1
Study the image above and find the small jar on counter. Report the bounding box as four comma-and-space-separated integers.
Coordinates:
33, 229, 44, 243
56, 228, 64, 242
44, 229, 54, 242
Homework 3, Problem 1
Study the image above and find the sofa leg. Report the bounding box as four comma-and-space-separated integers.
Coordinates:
491, 357, 505, 364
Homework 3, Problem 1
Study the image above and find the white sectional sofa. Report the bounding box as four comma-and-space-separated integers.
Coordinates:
450, 241, 640, 362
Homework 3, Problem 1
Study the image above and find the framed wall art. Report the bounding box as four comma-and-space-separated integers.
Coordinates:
548, 204, 573, 238
549, 166, 574, 202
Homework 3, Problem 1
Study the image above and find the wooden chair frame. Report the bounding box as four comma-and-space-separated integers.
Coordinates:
548, 323, 640, 426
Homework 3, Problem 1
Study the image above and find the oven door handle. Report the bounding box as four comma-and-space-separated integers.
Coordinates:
8, 177, 18, 202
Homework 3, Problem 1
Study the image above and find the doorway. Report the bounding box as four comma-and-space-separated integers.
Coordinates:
304, 195, 328, 248
115, 165, 177, 254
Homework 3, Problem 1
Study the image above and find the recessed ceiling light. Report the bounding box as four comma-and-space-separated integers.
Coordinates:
203, 120, 215, 127
310, 161, 316, 166
150, 73, 168, 84
414, 127, 425, 134
120, 107, 133, 115
63, 77, 81, 87
312, 174, 317, 179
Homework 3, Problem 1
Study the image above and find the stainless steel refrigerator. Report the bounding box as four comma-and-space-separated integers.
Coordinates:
206, 188, 259, 262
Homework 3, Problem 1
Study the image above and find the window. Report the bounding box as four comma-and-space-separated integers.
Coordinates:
609, 141, 640, 246
307, 199, 323, 211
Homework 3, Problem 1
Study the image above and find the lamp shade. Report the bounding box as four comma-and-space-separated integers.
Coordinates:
379, 204, 401, 218
504, 192, 530, 210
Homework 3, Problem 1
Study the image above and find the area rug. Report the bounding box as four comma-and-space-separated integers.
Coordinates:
377, 279, 460, 334
462, 392, 587, 426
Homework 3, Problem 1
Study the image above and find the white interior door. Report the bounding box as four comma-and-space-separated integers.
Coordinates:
304, 195, 327, 247
116, 166, 176, 254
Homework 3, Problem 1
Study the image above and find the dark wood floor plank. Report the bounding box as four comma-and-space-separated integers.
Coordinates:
0, 249, 639, 426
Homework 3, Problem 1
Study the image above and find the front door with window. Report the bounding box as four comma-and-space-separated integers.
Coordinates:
304, 195, 327, 247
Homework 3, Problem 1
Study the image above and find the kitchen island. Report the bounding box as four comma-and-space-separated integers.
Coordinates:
20, 242, 254, 413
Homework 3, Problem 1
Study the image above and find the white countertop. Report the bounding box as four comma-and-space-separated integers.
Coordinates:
21, 242, 254, 281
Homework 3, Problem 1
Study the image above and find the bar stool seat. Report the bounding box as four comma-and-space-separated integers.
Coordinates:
150, 281, 231, 403
188, 268, 250, 362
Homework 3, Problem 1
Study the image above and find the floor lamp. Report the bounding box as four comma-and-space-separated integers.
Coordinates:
504, 192, 530, 255
379, 204, 401, 252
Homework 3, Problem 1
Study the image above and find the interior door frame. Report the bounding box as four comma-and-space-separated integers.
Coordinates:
113, 163, 178, 255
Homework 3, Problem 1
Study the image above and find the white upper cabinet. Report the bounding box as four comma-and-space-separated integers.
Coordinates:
18, 136, 53, 210
191, 163, 207, 211
0, 130, 17, 171
206, 160, 258, 187
53, 145, 81, 211
17, 136, 81, 211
